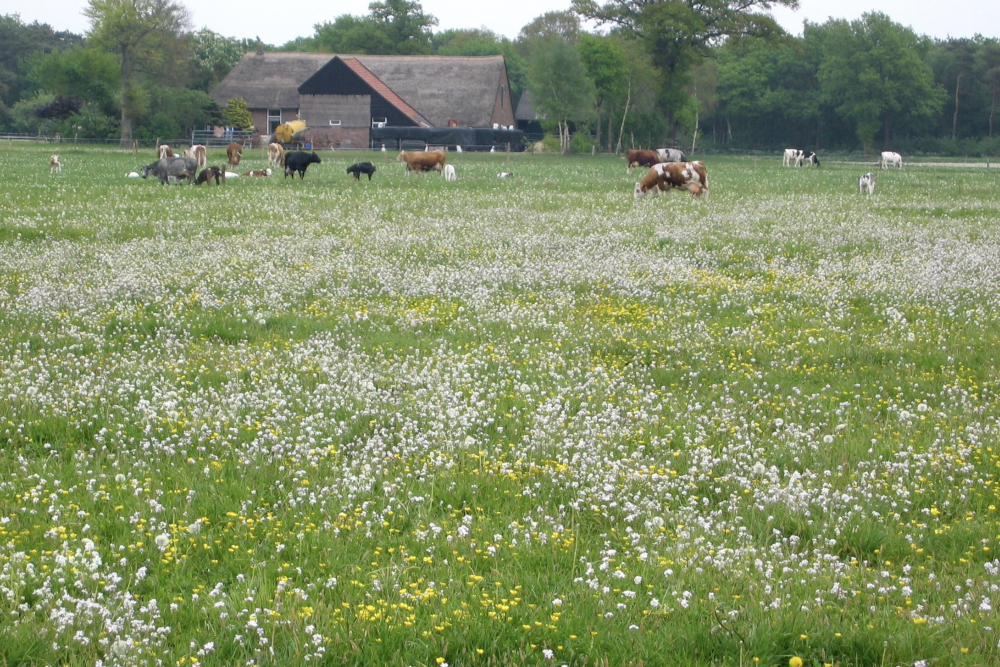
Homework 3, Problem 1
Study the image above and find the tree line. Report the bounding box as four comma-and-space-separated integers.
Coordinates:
1, 0, 998, 154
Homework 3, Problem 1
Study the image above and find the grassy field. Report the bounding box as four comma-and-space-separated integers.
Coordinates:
2, 143, 1000, 667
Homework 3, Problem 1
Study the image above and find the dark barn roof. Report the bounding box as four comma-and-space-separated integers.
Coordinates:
351, 55, 510, 128
212, 52, 513, 128
210, 52, 331, 109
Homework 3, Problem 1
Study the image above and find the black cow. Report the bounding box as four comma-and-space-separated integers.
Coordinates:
284, 151, 322, 179
347, 162, 376, 180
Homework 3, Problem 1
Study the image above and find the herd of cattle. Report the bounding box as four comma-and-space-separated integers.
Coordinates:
44, 142, 909, 198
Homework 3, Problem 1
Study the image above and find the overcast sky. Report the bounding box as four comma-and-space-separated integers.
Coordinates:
5, 0, 997, 46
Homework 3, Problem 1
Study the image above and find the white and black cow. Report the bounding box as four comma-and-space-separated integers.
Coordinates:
797, 150, 819, 167
859, 172, 875, 195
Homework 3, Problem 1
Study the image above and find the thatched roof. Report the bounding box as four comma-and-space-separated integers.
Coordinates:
338, 58, 431, 127
352, 55, 509, 128
210, 52, 331, 109
515, 89, 539, 121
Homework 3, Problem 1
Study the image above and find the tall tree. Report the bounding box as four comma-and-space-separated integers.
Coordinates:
577, 34, 628, 151
816, 13, 945, 151
188, 29, 257, 92
526, 36, 595, 153
572, 0, 797, 133
978, 38, 1000, 138
84, 0, 191, 147
0, 14, 83, 115
310, 0, 436, 55
368, 0, 437, 54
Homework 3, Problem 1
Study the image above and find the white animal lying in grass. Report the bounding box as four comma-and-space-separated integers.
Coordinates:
125, 171, 140, 178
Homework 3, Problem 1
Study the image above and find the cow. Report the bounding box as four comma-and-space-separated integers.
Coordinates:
347, 162, 377, 180
397, 149, 446, 176
224, 171, 239, 179
655, 148, 687, 163
50, 155, 61, 173
227, 142, 243, 167
782, 148, 800, 167
625, 149, 660, 174
283, 151, 321, 179
859, 172, 875, 195
141, 156, 198, 185
443, 164, 457, 181
185, 145, 207, 169
267, 143, 285, 169
797, 150, 819, 167
880, 151, 902, 169
243, 168, 272, 177
634, 161, 709, 200
195, 166, 224, 186
158, 144, 174, 160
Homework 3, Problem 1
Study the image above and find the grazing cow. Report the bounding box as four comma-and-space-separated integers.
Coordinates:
195, 166, 224, 186
634, 161, 709, 200
267, 143, 285, 169
185, 145, 207, 169
859, 172, 875, 195
625, 149, 660, 173
50, 155, 61, 173
243, 168, 272, 177
655, 148, 687, 163
880, 151, 902, 169
141, 156, 198, 185
283, 151, 321, 179
797, 150, 819, 167
397, 149, 446, 176
782, 148, 801, 167
227, 142, 243, 167
497, 172, 514, 178
158, 144, 174, 159
443, 164, 457, 181
347, 162, 377, 180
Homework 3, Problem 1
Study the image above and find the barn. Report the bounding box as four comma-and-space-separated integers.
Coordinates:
211, 50, 518, 150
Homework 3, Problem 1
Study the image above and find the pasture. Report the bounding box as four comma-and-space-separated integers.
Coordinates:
2, 143, 1000, 667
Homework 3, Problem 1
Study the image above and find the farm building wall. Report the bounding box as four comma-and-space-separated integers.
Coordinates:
299, 94, 371, 128
490, 69, 517, 128
305, 127, 370, 150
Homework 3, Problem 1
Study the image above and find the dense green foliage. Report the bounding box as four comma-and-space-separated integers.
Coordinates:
1, 3, 999, 154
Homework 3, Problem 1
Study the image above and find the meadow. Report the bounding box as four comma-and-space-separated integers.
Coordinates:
1, 143, 1000, 667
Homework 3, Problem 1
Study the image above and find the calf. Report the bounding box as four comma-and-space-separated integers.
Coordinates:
397, 149, 446, 176
283, 151, 321, 179
347, 162, 376, 180
443, 164, 457, 182
195, 166, 224, 185
634, 161, 709, 200
227, 142, 243, 167
185, 145, 207, 169
859, 172, 875, 195
497, 172, 514, 178
625, 149, 659, 173
50, 154, 61, 173
267, 143, 285, 169
880, 151, 902, 169
158, 144, 174, 159
243, 168, 272, 177
797, 150, 819, 167
655, 148, 686, 163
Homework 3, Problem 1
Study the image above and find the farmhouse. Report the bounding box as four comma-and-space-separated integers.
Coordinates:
211, 50, 518, 150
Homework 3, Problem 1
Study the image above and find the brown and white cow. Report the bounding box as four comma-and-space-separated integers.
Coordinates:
397, 149, 446, 176
267, 143, 285, 169
227, 142, 243, 167
50, 154, 61, 173
158, 144, 174, 159
634, 161, 709, 200
185, 144, 207, 169
625, 149, 660, 174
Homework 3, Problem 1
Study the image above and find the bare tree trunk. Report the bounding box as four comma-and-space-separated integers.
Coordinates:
595, 103, 602, 152
726, 117, 732, 142
615, 76, 631, 155
990, 79, 997, 139
119, 55, 135, 149
953, 73, 962, 141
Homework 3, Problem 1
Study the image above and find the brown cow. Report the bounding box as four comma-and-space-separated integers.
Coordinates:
185, 144, 207, 169
242, 168, 272, 177
195, 166, 224, 186
397, 149, 446, 176
227, 142, 243, 167
625, 149, 659, 174
158, 144, 174, 159
634, 161, 709, 200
